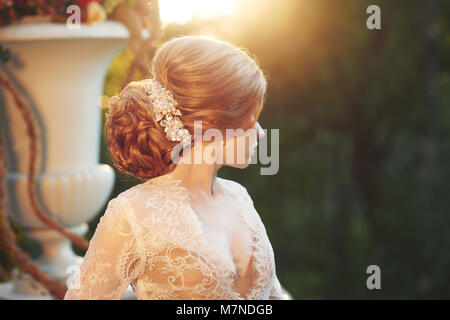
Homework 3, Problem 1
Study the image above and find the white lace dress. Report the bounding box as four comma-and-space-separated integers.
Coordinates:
64, 172, 291, 300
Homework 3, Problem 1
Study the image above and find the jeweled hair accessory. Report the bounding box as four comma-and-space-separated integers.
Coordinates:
128, 78, 192, 147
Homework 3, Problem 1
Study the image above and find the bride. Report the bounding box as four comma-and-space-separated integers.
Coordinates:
64, 36, 292, 300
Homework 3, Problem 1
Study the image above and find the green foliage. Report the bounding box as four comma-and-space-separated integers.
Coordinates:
103, 48, 135, 97
0, 211, 42, 283
98, 0, 450, 299
0, 212, 15, 283
0, 45, 11, 64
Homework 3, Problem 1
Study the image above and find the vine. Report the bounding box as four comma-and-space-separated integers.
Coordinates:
0, 0, 161, 299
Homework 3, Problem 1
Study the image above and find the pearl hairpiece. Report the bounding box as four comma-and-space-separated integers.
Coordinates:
128, 78, 192, 147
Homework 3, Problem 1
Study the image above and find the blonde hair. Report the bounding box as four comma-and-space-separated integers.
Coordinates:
105, 36, 267, 180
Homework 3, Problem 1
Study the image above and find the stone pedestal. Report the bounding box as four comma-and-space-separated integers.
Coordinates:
0, 21, 131, 299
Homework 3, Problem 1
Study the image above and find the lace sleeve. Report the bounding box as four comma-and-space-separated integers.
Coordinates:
233, 181, 293, 300
269, 274, 293, 300
64, 196, 145, 300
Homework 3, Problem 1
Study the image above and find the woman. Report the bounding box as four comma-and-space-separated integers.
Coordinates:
64, 36, 292, 300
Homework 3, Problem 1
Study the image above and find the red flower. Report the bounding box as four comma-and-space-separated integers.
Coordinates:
8, 8, 16, 21
77, 0, 100, 8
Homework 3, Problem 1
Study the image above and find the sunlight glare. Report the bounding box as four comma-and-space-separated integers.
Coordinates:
159, 0, 237, 24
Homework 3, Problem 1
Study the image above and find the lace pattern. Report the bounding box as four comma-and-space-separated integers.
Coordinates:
64, 172, 290, 300
64, 196, 145, 299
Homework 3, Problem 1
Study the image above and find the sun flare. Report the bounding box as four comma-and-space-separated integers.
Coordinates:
159, 0, 237, 25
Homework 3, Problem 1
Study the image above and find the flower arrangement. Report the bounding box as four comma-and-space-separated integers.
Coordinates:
0, 0, 160, 83
0, 0, 138, 26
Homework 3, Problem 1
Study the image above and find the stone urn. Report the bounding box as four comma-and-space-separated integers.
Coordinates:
0, 21, 129, 299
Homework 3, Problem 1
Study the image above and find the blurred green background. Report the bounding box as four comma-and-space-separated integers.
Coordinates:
87, 0, 450, 299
